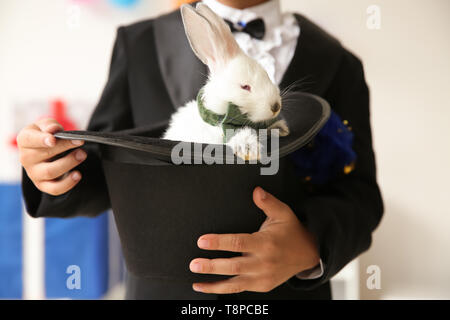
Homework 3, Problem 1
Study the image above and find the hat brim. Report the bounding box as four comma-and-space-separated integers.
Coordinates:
54, 92, 330, 163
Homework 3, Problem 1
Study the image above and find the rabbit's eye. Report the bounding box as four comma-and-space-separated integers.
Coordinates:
240, 84, 251, 92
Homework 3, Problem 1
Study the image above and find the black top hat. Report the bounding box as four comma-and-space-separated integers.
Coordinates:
55, 92, 330, 283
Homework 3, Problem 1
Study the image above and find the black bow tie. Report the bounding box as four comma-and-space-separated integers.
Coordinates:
224, 18, 265, 40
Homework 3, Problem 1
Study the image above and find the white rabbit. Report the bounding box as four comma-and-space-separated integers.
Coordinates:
162, 3, 289, 160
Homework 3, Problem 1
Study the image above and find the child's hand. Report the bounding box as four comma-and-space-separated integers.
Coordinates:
17, 118, 86, 196
190, 187, 320, 294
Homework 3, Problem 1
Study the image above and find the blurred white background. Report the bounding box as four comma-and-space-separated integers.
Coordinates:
1, 0, 449, 299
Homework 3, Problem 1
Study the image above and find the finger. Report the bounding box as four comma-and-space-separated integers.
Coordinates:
33, 118, 65, 148
31, 149, 87, 181
37, 170, 82, 196
197, 233, 260, 253
35, 118, 64, 132
193, 276, 253, 294
252, 187, 294, 221
190, 257, 258, 276
23, 138, 85, 165
193, 275, 277, 294
17, 123, 83, 150
17, 124, 57, 149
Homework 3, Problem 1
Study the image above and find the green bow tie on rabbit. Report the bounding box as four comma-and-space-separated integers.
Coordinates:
197, 88, 280, 143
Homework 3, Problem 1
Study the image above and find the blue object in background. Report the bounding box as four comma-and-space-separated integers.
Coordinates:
290, 111, 357, 184
0, 183, 111, 299
0, 184, 23, 299
109, 0, 139, 8
45, 213, 109, 299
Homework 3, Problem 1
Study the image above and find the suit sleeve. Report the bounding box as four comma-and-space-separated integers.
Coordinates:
288, 51, 384, 290
22, 27, 134, 218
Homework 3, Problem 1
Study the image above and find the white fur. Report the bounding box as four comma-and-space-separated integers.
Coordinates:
162, 3, 289, 160
226, 127, 263, 161
163, 100, 223, 145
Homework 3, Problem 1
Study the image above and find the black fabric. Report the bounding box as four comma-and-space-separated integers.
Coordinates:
21, 8, 383, 300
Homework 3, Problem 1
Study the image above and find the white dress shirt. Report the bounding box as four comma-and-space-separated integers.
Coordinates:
202, 0, 324, 280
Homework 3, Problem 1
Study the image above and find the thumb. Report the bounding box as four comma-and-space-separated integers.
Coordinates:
253, 187, 293, 221
35, 118, 64, 134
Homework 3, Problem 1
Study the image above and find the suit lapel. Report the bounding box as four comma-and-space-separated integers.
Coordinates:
153, 10, 208, 110
280, 14, 343, 96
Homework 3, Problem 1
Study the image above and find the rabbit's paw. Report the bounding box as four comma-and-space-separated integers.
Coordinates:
227, 128, 262, 161
268, 119, 290, 137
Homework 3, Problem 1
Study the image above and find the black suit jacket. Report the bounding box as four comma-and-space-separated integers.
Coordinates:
22, 9, 383, 299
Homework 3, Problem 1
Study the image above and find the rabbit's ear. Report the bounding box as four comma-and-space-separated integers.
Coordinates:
181, 5, 219, 69
195, 3, 241, 62
181, 4, 240, 72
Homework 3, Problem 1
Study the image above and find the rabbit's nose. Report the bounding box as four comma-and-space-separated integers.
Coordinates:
271, 103, 281, 113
